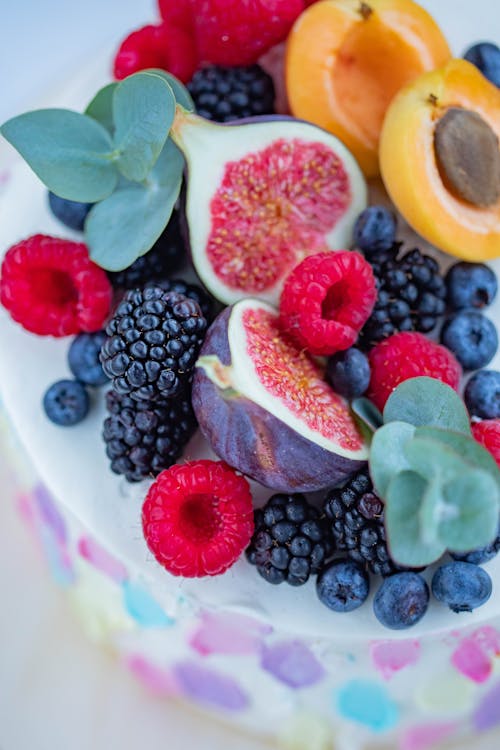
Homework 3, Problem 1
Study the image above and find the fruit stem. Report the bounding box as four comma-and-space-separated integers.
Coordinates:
359, 2, 373, 20
170, 105, 212, 154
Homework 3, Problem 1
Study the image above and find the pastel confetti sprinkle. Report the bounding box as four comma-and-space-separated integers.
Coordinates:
261, 640, 325, 689
371, 639, 420, 680
451, 626, 500, 683
77, 536, 128, 583
336, 679, 399, 732
40, 525, 75, 587
400, 721, 458, 750
122, 580, 174, 627
34, 484, 66, 543
414, 670, 475, 714
279, 711, 334, 750
127, 655, 178, 696
190, 611, 272, 656
173, 661, 249, 711
473, 679, 500, 731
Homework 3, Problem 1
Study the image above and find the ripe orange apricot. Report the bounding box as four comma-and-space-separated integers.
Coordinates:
380, 59, 500, 262
286, 0, 451, 177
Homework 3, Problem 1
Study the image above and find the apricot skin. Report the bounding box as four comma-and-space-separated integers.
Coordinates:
380, 59, 500, 262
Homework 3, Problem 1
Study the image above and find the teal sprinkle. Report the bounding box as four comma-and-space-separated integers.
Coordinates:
336, 679, 399, 732
122, 580, 174, 627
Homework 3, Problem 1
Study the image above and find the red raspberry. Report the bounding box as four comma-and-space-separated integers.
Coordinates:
279, 251, 377, 356
113, 22, 197, 83
367, 332, 462, 412
158, 0, 194, 32
142, 460, 254, 577
0, 235, 112, 337
472, 420, 500, 468
193, 0, 304, 66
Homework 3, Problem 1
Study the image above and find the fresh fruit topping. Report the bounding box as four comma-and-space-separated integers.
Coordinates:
472, 419, 500, 468
352, 205, 397, 256
373, 572, 429, 630
100, 287, 207, 401
326, 348, 371, 400
48, 191, 93, 231
193, 300, 368, 493
323, 471, 404, 577
445, 261, 498, 310
286, 0, 451, 176
43, 379, 90, 426
316, 559, 369, 613
431, 561, 492, 613
170, 110, 367, 304
68, 331, 109, 386
113, 22, 197, 83
158, 0, 193, 32
246, 493, 331, 586
142, 460, 254, 577
380, 59, 500, 262
0, 235, 112, 336
151, 278, 215, 322
367, 333, 461, 411
464, 370, 500, 419
103, 389, 197, 482
279, 251, 377, 356
440, 310, 498, 370
193, 0, 304, 67
360, 244, 446, 346
464, 42, 500, 88
451, 525, 500, 564
187, 64, 275, 122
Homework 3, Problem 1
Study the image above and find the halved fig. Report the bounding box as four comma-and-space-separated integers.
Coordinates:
170, 110, 367, 305
192, 299, 368, 492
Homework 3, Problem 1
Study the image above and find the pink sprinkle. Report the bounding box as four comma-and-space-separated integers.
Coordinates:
371, 640, 421, 680
126, 655, 179, 696
77, 536, 128, 583
451, 626, 500, 683
400, 721, 458, 750
16, 492, 35, 525
190, 611, 272, 656
0, 170, 11, 188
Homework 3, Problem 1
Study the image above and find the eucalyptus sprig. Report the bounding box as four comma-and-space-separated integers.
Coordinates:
355, 377, 500, 567
0, 70, 194, 271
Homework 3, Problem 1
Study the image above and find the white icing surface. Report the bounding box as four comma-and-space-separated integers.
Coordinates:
1, 48, 500, 644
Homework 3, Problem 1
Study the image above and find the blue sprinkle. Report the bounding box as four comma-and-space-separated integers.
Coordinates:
122, 580, 174, 627
336, 679, 399, 732
40, 527, 75, 588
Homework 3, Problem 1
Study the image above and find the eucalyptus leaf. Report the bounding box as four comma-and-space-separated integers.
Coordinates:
383, 377, 471, 434
418, 478, 444, 546
351, 398, 383, 434
369, 421, 415, 497
144, 69, 195, 112
1, 109, 117, 201
404, 437, 471, 483
113, 72, 176, 182
385, 470, 445, 567
439, 471, 500, 551
85, 83, 118, 133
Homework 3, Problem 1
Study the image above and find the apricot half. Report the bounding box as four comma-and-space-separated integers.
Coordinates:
286, 0, 451, 176
380, 59, 500, 262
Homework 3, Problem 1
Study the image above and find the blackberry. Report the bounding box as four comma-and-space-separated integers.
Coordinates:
100, 286, 207, 401
360, 243, 447, 347
103, 390, 197, 482
246, 494, 331, 586
187, 64, 275, 122
107, 210, 186, 290
150, 278, 216, 322
323, 471, 402, 577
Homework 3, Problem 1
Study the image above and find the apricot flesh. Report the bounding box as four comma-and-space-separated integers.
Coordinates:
286, 0, 451, 177
380, 59, 500, 262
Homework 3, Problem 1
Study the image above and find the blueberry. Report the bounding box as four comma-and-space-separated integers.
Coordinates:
353, 206, 397, 256
445, 262, 497, 310
326, 348, 371, 399
451, 527, 500, 565
68, 331, 109, 386
432, 561, 492, 613
316, 559, 369, 613
464, 370, 500, 418
463, 42, 500, 87
43, 379, 90, 426
373, 572, 429, 629
440, 310, 498, 370
48, 191, 93, 231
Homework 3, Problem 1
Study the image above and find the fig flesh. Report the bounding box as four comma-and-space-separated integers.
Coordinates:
192, 299, 368, 492
170, 111, 367, 305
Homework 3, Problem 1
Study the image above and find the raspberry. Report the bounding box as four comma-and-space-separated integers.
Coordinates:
367, 332, 462, 412
142, 460, 254, 577
279, 251, 377, 356
113, 22, 197, 83
193, 0, 304, 67
158, 0, 194, 32
472, 419, 500, 467
0, 235, 112, 337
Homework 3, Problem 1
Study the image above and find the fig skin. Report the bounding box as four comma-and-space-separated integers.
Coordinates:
192, 307, 367, 493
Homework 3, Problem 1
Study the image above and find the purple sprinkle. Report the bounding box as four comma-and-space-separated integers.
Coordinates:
173, 662, 249, 711
260, 640, 325, 689
34, 484, 66, 543
473, 679, 500, 731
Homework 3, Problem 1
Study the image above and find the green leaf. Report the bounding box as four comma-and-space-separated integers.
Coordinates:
369, 421, 415, 497
143, 69, 195, 112
112, 72, 176, 182
383, 377, 471, 433
1, 109, 117, 201
404, 437, 470, 483
385, 470, 445, 567
439, 471, 500, 551
351, 398, 383, 434
85, 83, 118, 133
86, 138, 183, 270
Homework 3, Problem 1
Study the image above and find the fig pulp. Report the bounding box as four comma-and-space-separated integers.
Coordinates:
170, 110, 367, 305
192, 299, 368, 492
